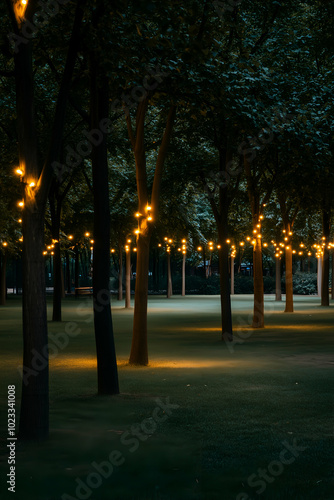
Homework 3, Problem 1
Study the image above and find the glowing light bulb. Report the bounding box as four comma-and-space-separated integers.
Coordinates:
18, 201, 24, 207
197, 246, 202, 251
85, 232, 90, 237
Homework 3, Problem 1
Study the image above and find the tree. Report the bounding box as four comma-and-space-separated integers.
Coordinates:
126, 99, 176, 365
4, 0, 86, 439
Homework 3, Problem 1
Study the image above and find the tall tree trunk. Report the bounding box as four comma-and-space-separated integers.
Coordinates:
218, 227, 232, 341
317, 256, 322, 297
230, 254, 234, 295
20, 210, 49, 440
13, 37, 49, 441
285, 240, 294, 312
332, 252, 334, 301
126, 101, 175, 365
52, 237, 62, 321
321, 210, 331, 306
275, 257, 282, 301
129, 234, 150, 365
74, 245, 79, 293
125, 248, 131, 308
66, 252, 71, 294
0, 251, 7, 305
118, 244, 123, 301
90, 60, 119, 394
252, 234, 264, 326
8, 0, 85, 439
167, 252, 172, 298
182, 253, 186, 296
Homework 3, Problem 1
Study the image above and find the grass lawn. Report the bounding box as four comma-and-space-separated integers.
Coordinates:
0, 294, 333, 500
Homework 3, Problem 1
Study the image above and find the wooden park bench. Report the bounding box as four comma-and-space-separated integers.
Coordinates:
75, 287, 93, 298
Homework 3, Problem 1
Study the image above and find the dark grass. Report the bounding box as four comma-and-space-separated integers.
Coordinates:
0, 294, 333, 500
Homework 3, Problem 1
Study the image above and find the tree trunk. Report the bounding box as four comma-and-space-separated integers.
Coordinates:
218, 238, 232, 341
118, 245, 123, 301
66, 252, 71, 294
167, 252, 173, 298
285, 244, 294, 312
332, 252, 334, 301
275, 257, 282, 301
317, 256, 322, 298
90, 62, 119, 394
0, 251, 7, 305
253, 236, 264, 326
230, 255, 234, 295
130, 234, 150, 365
74, 245, 79, 293
125, 248, 131, 308
19, 210, 49, 440
52, 239, 62, 321
182, 253, 186, 296
321, 210, 330, 306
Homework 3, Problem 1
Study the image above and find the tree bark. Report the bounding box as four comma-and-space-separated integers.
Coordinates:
230, 255, 235, 296
127, 100, 176, 365
275, 257, 282, 301
125, 249, 131, 308
129, 235, 150, 365
167, 252, 173, 298
52, 238, 62, 321
0, 251, 7, 305
252, 235, 264, 326
317, 256, 322, 297
118, 244, 123, 301
332, 252, 334, 301
321, 210, 331, 306
19, 209, 49, 440
285, 242, 294, 312
218, 227, 232, 341
66, 252, 71, 294
90, 60, 119, 394
182, 253, 186, 296
243, 156, 268, 328
74, 245, 79, 291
